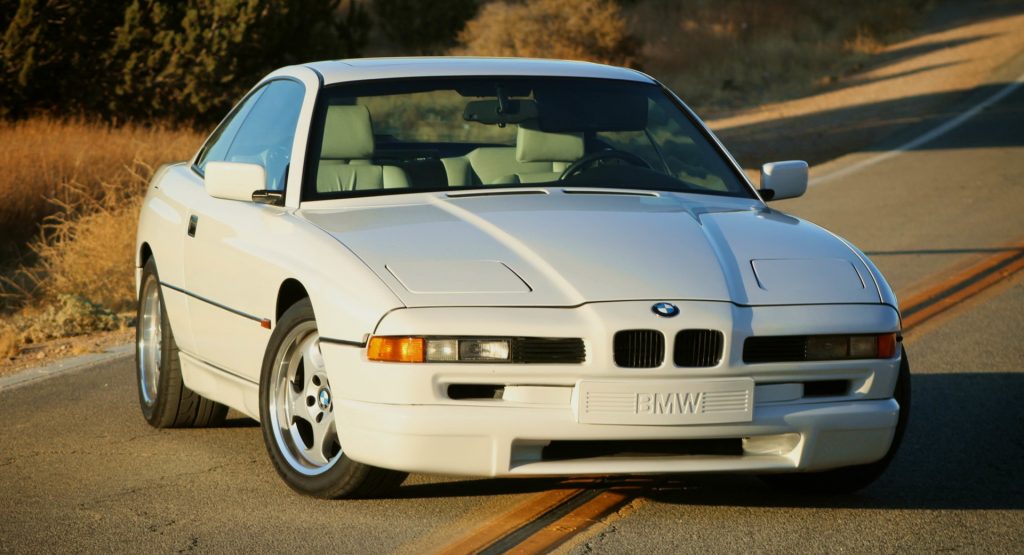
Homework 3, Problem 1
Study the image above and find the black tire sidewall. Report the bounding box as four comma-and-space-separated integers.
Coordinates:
136, 258, 179, 426
258, 298, 369, 497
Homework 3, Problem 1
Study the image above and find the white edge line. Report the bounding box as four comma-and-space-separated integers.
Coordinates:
0, 343, 133, 394
811, 69, 1024, 186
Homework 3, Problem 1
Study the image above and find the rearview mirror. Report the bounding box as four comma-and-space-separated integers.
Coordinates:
463, 98, 539, 125
760, 160, 808, 201
205, 162, 266, 202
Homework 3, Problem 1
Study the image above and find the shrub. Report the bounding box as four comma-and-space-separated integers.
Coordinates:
453, 0, 640, 67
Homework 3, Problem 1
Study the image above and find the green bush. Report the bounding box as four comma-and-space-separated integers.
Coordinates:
0, 0, 371, 123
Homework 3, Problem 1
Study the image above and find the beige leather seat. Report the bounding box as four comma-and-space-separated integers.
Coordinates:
440, 126, 585, 186
441, 147, 545, 186
510, 126, 584, 183
317, 105, 408, 192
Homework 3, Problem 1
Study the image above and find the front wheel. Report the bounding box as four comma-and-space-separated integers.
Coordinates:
259, 298, 407, 498
760, 346, 911, 494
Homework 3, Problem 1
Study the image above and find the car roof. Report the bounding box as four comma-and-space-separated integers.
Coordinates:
303, 57, 656, 86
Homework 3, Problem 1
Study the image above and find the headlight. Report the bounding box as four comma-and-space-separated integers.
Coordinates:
805, 333, 898, 360
368, 336, 511, 363
744, 332, 899, 363
457, 339, 510, 362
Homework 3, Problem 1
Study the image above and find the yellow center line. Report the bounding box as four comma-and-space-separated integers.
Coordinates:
899, 241, 1024, 332
434, 486, 589, 555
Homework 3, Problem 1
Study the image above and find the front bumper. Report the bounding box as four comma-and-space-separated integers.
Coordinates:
321, 301, 902, 476
335, 397, 898, 476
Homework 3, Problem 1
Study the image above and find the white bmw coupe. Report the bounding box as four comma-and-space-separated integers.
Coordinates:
135, 58, 909, 498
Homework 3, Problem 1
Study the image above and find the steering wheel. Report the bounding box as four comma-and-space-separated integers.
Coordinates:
559, 150, 652, 180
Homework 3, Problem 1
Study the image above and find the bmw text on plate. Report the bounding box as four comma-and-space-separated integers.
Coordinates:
134, 57, 909, 498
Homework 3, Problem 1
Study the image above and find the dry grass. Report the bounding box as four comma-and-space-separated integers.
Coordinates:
0, 118, 202, 251
0, 119, 201, 357
622, 0, 927, 112
448, 0, 927, 113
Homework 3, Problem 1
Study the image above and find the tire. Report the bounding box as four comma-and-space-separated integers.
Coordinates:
760, 346, 911, 494
259, 298, 407, 499
136, 258, 228, 428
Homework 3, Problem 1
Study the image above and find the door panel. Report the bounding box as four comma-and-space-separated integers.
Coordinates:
182, 78, 307, 380
183, 196, 278, 381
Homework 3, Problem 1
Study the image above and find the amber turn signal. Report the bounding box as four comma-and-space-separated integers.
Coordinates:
877, 332, 898, 359
367, 336, 425, 362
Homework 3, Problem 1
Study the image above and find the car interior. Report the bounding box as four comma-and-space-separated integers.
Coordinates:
306, 78, 750, 199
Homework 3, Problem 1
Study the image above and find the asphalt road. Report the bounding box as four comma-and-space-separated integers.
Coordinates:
2, 62, 1023, 555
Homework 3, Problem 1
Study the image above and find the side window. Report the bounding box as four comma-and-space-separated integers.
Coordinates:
195, 87, 266, 172
224, 80, 305, 191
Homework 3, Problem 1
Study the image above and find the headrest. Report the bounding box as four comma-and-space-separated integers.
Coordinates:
516, 126, 584, 163
321, 105, 375, 160
520, 128, 585, 165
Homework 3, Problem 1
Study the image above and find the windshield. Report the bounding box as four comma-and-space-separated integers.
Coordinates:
302, 77, 754, 200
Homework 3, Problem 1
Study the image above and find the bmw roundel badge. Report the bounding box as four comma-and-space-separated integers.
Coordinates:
652, 302, 680, 317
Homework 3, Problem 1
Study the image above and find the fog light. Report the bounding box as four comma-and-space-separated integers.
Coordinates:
459, 339, 510, 361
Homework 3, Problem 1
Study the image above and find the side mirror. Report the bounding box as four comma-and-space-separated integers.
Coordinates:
760, 160, 808, 201
205, 162, 266, 202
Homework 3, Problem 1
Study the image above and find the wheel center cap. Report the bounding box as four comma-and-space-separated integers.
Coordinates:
317, 388, 331, 409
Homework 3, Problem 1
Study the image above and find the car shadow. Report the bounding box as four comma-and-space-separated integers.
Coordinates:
390, 372, 1024, 511
221, 415, 260, 428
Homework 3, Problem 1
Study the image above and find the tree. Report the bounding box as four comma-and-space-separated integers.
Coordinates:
0, 0, 371, 122
0, 0, 130, 117
106, 0, 371, 122
373, 0, 477, 54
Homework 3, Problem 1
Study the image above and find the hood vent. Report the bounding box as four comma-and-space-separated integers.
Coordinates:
561, 188, 658, 197
446, 188, 548, 198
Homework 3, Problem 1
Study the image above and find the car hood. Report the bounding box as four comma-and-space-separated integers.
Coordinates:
300, 190, 881, 308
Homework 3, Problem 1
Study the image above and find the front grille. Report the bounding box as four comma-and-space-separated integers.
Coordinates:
674, 329, 724, 367
511, 337, 586, 364
743, 336, 807, 363
613, 330, 665, 368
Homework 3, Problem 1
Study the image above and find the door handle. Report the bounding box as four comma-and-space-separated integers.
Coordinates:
187, 214, 198, 237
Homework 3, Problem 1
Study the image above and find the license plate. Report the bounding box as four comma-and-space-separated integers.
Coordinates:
576, 378, 754, 425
